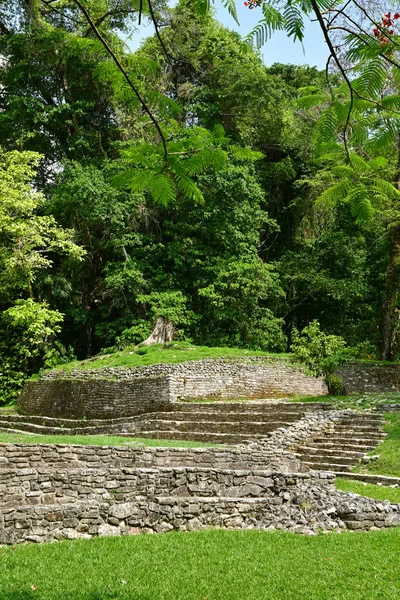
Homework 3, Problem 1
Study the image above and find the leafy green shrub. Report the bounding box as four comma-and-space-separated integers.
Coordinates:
290, 320, 347, 378
0, 299, 64, 404
325, 374, 344, 395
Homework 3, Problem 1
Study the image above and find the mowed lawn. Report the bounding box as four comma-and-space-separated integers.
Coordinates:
1, 529, 400, 600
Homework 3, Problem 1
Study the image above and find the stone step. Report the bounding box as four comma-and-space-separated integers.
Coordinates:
298, 453, 358, 466
138, 419, 292, 435
0, 420, 136, 436
0, 414, 142, 427
305, 440, 378, 453
304, 461, 352, 472
134, 430, 261, 444
339, 416, 384, 425
319, 434, 385, 444
144, 411, 303, 423
333, 424, 384, 433
168, 402, 331, 413
295, 446, 365, 458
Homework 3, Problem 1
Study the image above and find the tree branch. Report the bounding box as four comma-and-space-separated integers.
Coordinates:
309, 0, 353, 160
71, 0, 168, 161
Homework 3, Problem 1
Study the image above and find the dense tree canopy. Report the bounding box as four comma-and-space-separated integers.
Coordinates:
1, 0, 400, 402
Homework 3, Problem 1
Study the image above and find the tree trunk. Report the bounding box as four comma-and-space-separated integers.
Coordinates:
142, 317, 174, 346
379, 223, 400, 360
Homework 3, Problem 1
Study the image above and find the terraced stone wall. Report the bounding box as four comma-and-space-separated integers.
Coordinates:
0, 443, 303, 473
1, 466, 400, 544
19, 359, 328, 418
338, 363, 400, 393
0, 466, 331, 509
19, 375, 171, 419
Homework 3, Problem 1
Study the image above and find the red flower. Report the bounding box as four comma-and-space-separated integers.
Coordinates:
389, 29, 394, 35
394, 13, 400, 19
373, 27, 379, 35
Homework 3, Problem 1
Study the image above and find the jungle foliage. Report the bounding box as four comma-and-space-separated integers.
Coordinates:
0, 0, 400, 402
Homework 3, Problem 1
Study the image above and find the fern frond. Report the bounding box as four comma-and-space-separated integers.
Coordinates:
369, 156, 388, 169
314, 108, 338, 154
352, 58, 387, 99
124, 55, 161, 77
182, 149, 227, 176
348, 153, 370, 174
316, 179, 350, 209
228, 146, 264, 161
147, 90, 181, 117
283, 3, 305, 41
365, 123, 399, 155
381, 95, 400, 111
346, 185, 374, 223
221, 0, 239, 24
148, 173, 176, 205
126, 171, 155, 193
245, 3, 285, 47
175, 173, 204, 203
297, 93, 327, 109
372, 178, 400, 199
331, 165, 355, 178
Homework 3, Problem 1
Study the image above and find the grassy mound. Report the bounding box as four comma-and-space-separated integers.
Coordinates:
1, 529, 399, 599
46, 342, 288, 372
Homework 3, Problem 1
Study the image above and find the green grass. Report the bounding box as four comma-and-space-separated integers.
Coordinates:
352, 413, 400, 477
0, 406, 18, 416
289, 392, 400, 410
0, 432, 217, 448
335, 478, 400, 503
0, 529, 399, 599
44, 342, 289, 373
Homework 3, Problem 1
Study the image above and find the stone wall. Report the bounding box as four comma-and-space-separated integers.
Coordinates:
1, 465, 399, 544
0, 466, 332, 508
19, 359, 328, 418
0, 443, 303, 473
337, 363, 400, 394
19, 376, 171, 419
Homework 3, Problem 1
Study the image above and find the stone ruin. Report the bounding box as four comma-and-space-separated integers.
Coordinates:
1, 358, 400, 544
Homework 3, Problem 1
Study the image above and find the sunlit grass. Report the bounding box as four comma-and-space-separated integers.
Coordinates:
335, 477, 400, 503
0, 432, 217, 448
42, 342, 290, 373
0, 529, 399, 600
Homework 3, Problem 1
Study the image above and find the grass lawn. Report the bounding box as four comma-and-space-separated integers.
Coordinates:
0, 432, 217, 448
352, 413, 400, 478
335, 477, 400, 503
41, 342, 289, 373
0, 529, 399, 600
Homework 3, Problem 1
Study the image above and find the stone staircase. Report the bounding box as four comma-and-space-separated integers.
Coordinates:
294, 412, 386, 473
0, 401, 331, 444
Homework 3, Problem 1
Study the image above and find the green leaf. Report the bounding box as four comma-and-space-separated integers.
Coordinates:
221, 0, 239, 25
148, 173, 176, 205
